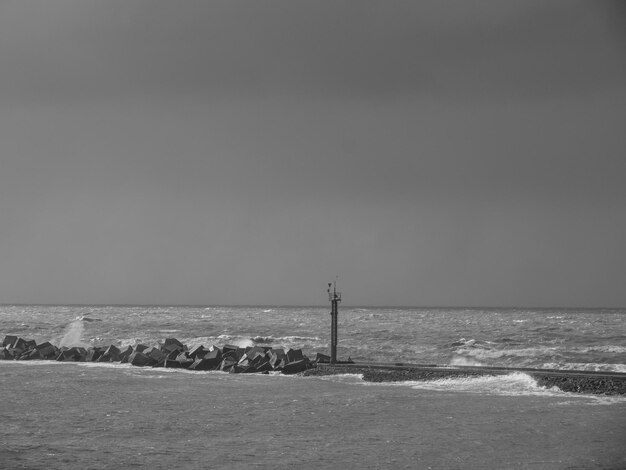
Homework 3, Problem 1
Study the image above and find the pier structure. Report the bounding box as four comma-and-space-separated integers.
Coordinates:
327, 280, 341, 364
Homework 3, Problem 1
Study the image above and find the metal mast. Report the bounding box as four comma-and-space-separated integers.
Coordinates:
327, 280, 342, 364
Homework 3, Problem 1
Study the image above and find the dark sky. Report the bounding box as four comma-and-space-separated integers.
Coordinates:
1, 1, 625, 307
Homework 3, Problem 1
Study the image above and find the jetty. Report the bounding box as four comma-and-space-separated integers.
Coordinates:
1, 334, 625, 395
305, 362, 626, 395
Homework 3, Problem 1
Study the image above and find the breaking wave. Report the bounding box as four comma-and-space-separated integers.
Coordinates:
251, 335, 321, 344
57, 320, 89, 348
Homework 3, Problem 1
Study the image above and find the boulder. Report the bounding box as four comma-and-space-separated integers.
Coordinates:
70, 347, 88, 362
2, 335, 17, 348
250, 354, 268, 368
97, 345, 121, 362
175, 352, 194, 368
134, 344, 149, 353
34, 342, 57, 360
204, 348, 222, 361
219, 356, 238, 372
119, 346, 134, 363
12, 337, 29, 351
286, 348, 304, 363
164, 359, 183, 368
246, 346, 266, 360
189, 356, 221, 371
0, 348, 14, 360
144, 347, 166, 363
7, 347, 24, 359
282, 359, 310, 375
222, 345, 245, 360
229, 364, 252, 374
86, 347, 104, 362
238, 348, 265, 365
254, 359, 273, 373
315, 352, 331, 364
129, 351, 156, 367
164, 337, 185, 350
189, 345, 206, 359
166, 349, 180, 360
269, 349, 287, 369
19, 348, 41, 360
56, 349, 78, 362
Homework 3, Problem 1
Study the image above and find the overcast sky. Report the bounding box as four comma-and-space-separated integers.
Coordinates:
1, 1, 625, 307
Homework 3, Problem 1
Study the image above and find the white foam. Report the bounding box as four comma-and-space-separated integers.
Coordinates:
58, 320, 89, 348
449, 356, 484, 367
541, 362, 626, 373
574, 345, 626, 354
454, 346, 557, 360
368, 372, 569, 398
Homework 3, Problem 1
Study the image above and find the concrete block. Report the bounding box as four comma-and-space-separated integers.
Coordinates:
146, 347, 166, 363
12, 337, 28, 350
164, 337, 184, 349
315, 352, 331, 363
34, 342, 58, 360
129, 351, 156, 367
97, 345, 121, 362
254, 359, 273, 373
282, 359, 309, 375
119, 346, 134, 363
2, 335, 17, 348
286, 348, 304, 363
189, 356, 221, 371
134, 344, 149, 353
189, 345, 206, 359
86, 347, 104, 362
0, 348, 14, 360
219, 356, 237, 372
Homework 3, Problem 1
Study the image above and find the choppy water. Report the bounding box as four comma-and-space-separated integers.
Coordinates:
2, 305, 625, 372
1, 305, 625, 469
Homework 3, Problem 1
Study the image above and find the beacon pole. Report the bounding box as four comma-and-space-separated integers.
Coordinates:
327, 281, 341, 364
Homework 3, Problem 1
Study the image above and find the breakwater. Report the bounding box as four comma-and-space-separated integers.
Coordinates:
304, 363, 626, 395
1, 335, 318, 375
3, 334, 625, 394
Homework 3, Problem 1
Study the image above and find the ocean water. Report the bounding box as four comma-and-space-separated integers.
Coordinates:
2, 305, 625, 372
1, 305, 625, 469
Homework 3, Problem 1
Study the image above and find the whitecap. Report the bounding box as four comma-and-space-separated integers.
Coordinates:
541, 362, 626, 373
368, 372, 567, 398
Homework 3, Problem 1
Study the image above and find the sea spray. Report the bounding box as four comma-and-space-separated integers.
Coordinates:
58, 320, 89, 348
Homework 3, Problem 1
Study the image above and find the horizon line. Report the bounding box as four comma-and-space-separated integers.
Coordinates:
1, 302, 624, 310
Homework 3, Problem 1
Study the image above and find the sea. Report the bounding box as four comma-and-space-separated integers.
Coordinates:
1, 305, 625, 469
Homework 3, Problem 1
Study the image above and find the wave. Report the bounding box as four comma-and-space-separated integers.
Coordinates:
314, 371, 626, 401
251, 335, 321, 344
572, 345, 626, 354
452, 346, 558, 360
540, 362, 626, 373
367, 372, 590, 398
57, 320, 89, 348
74, 314, 102, 322
449, 356, 485, 367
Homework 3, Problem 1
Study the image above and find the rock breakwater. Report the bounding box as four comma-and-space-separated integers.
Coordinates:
1, 335, 315, 375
